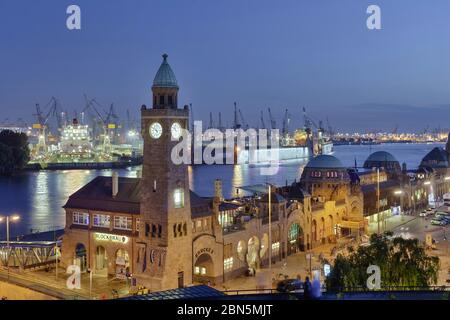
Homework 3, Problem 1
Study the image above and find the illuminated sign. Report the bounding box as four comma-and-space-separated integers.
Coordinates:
94, 233, 129, 244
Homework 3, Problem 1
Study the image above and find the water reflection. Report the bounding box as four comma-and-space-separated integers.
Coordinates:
0, 143, 442, 237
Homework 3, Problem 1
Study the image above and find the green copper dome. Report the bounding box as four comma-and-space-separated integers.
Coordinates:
152, 54, 179, 89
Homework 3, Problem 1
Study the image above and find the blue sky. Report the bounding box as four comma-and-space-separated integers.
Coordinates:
1, 0, 450, 132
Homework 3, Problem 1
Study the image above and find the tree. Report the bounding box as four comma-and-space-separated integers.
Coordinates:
326, 232, 440, 291
0, 130, 30, 176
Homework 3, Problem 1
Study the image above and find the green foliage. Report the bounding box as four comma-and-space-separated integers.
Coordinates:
0, 130, 30, 176
326, 232, 440, 291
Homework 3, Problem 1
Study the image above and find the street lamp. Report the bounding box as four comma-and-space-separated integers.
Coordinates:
0, 215, 20, 277
0, 215, 20, 248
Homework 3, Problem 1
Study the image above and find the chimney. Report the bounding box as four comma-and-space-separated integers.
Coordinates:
214, 179, 223, 202
112, 172, 119, 197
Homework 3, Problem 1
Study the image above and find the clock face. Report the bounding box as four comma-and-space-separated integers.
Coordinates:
149, 122, 163, 139
171, 122, 182, 140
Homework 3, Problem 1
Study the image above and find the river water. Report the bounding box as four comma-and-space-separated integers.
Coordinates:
0, 143, 442, 237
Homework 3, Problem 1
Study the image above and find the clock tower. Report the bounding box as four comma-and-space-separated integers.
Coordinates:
136, 54, 192, 290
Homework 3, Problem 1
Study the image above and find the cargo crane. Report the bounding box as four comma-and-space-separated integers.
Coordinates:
33, 97, 64, 154
267, 108, 276, 130
233, 102, 241, 129
208, 112, 214, 129
82, 95, 114, 154
260, 110, 266, 130
281, 108, 290, 137
238, 109, 248, 130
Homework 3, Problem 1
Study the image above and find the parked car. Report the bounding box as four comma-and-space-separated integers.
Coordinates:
431, 217, 447, 226
276, 279, 303, 293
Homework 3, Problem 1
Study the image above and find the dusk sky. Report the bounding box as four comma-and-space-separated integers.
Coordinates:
1, 0, 450, 132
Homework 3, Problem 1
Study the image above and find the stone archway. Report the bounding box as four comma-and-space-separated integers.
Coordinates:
194, 253, 214, 282
115, 249, 130, 279
288, 223, 304, 254
246, 236, 260, 269
259, 234, 269, 259
75, 243, 87, 272
95, 246, 107, 272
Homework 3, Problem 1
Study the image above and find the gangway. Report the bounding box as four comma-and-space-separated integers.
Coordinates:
0, 240, 61, 270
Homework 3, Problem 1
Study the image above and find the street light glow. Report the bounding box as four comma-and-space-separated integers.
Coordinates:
394, 190, 403, 195
424, 181, 431, 185
11, 215, 20, 221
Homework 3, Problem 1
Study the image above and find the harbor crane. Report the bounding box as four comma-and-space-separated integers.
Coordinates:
260, 110, 266, 130
33, 97, 64, 154
282, 108, 290, 137
268, 108, 276, 130
238, 109, 248, 130
233, 102, 241, 129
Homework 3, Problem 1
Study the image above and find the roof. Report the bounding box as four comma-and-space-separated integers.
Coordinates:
64, 176, 141, 214
284, 183, 309, 201
219, 202, 241, 211
120, 285, 225, 300
420, 147, 449, 168
305, 155, 345, 169
152, 54, 178, 88
64, 176, 213, 218
261, 192, 286, 203
365, 151, 398, 163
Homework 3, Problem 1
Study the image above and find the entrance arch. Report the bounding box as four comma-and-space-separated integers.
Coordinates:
194, 253, 214, 281
288, 223, 304, 253
95, 246, 107, 271
246, 236, 260, 269
75, 243, 87, 272
115, 249, 130, 279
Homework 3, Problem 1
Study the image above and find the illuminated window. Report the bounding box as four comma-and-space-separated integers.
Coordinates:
195, 266, 207, 275
174, 188, 185, 208
93, 214, 110, 228
224, 258, 234, 271
73, 212, 89, 225
114, 216, 132, 230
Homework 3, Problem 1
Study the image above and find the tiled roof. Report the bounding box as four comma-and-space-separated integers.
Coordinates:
64, 176, 212, 217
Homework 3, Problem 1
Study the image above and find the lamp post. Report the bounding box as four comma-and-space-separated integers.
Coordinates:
0, 215, 20, 277
394, 190, 404, 222
377, 168, 381, 234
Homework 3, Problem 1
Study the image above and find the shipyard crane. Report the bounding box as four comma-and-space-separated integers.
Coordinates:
233, 102, 241, 129
260, 110, 266, 130
33, 97, 65, 154
282, 108, 290, 137
267, 108, 276, 130
209, 112, 214, 129
218, 112, 224, 131
238, 109, 248, 130
82, 95, 112, 154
